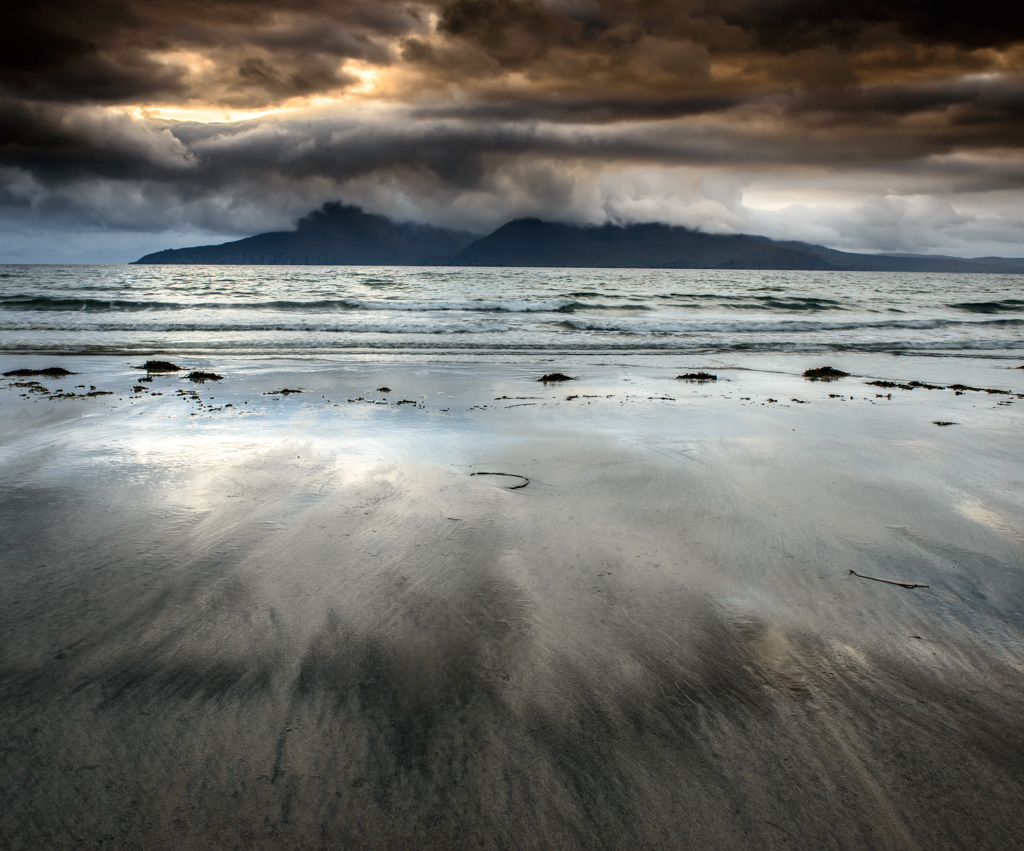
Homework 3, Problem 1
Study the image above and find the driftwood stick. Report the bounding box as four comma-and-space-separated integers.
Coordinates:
471, 471, 530, 490
849, 569, 928, 589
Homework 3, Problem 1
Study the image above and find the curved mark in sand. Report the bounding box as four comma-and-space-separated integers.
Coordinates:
470, 471, 530, 490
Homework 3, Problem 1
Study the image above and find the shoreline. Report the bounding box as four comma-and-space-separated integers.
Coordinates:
2, 353, 1023, 848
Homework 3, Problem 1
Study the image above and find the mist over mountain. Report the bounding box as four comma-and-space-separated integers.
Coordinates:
136, 205, 1024, 272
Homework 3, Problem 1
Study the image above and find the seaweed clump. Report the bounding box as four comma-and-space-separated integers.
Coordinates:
187, 371, 223, 383
538, 373, 574, 383
803, 366, 849, 381
676, 372, 717, 382
3, 367, 74, 378
949, 383, 1010, 395
138, 360, 182, 373
866, 379, 914, 390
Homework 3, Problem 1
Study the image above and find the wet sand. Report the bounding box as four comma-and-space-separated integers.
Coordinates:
1, 355, 1023, 850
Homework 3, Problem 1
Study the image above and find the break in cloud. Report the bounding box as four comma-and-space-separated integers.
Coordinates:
1, 0, 1023, 261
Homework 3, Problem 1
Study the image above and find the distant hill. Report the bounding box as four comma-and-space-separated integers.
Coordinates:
136, 205, 1024, 272
447, 218, 833, 269
134, 203, 477, 265
446, 218, 1024, 272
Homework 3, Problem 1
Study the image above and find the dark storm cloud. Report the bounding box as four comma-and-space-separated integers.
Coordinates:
0, 1, 419, 106
407, 69, 1024, 129
0, 98, 194, 181
429, 0, 1024, 61
406, 92, 745, 123
4, 0, 1020, 107
3, 0, 1023, 127
708, 0, 1024, 52
2, 0, 1024, 259
861, 75, 1024, 121
437, 0, 575, 67
521, 0, 1023, 52
8, 98, 1023, 222
387, 0, 1024, 139
8, 84, 1020, 202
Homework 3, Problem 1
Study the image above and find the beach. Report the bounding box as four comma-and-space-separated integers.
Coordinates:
2, 353, 1023, 849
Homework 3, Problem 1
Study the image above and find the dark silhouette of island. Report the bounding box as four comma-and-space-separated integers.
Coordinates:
135, 203, 477, 266
135, 204, 1024, 272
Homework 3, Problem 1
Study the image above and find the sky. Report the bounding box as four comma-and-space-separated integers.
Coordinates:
2, 0, 1023, 262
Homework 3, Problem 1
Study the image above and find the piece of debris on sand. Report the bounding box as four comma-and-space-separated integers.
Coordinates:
538, 372, 574, 383
849, 569, 928, 589
137, 360, 182, 373
264, 388, 301, 395
187, 371, 223, 383
3, 367, 75, 378
470, 471, 530, 490
803, 366, 849, 381
676, 372, 717, 382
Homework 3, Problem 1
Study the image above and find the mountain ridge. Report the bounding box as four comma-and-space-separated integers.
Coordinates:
134, 203, 477, 266
135, 204, 1024, 272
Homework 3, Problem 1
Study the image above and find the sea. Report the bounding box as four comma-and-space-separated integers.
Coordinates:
1, 265, 1022, 362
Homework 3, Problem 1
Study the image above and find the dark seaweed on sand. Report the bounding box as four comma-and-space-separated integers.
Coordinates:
11, 380, 48, 394
137, 360, 182, 373
187, 371, 223, 383
866, 380, 913, 390
867, 379, 1014, 396
538, 373, 574, 383
949, 383, 1011, 395
676, 372, 717, 382
803, 366, 849, 380
3, 367, 74, 378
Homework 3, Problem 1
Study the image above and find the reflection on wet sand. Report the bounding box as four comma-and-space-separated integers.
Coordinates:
1, 359, 1023, 849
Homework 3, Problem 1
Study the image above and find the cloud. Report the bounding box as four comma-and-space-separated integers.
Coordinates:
5, 1, 1021, 113
0, 99, 195, 181
710, 0, 1024, 52
0, 1, 422, 107
1, 0, 1024, 259
747, 194, 969, 253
